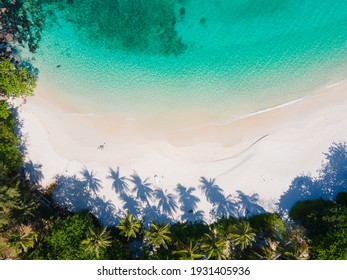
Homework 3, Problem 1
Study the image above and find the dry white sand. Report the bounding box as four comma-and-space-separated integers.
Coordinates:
16, 80, 347, 224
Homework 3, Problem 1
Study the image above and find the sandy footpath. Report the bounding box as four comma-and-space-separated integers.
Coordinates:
16, 80, 347, 224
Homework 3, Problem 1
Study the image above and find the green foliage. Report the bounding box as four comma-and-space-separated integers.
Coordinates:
281, 225, 310, 260
0, 102, 10, 119
212, 217, 237, 235
201, 229, 228, 260
81, 227, 112, 259
173, 239, 203, 260
249, 213, 286, 239
0, 100, 23, 170
116, 213, 141, 241
7, 227, 38, 255
289, 199, 335, 236
170, 222, 209, 245
105, 237, 132, 260
336, 192, 347, 207
0, 59, 36, 99
313, 228, 347, 260
0, 176, 22, 230
229, 220, 256, 251
290, 198, 347, 259
44, 212, 96, 260
145, 223, 171, 250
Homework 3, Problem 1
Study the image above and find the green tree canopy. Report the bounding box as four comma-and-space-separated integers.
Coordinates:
81, 227, 112, 259
229, 220, 256, 251
201, 229, 228, 260
0, 100, 23, 170
0, 59, 36, 99
44, 212, 96, 260
249, 213, 286, 240
116, 212, 141, 241
145, 223, 171, 250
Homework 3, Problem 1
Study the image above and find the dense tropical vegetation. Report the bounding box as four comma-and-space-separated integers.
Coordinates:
1, 0, 347, 260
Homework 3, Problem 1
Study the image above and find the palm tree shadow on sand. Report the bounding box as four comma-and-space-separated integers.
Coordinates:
119, 193, 141, 217
233, 191, 266, 217
199, 177, 225, 206
175, 184, 204, 222
53, 174, 91, 212
154, 188, 178, 217
53, 172, 118, 225
80, 167, 102, 194
278, 142, 347, 215
129, 171, 154, 207
23, 159, 44, 184
50, 141, 347, 226
107, 167, 130, 196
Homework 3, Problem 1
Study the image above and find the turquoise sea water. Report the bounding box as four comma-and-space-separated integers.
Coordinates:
32, 0, 347, 122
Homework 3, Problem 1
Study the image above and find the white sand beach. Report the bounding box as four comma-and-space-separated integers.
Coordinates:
17, 79, 347, 224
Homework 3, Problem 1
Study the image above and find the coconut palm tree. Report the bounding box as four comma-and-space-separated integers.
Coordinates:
129, 171, 153, 206
145, 223, 171, 250
154, 188, 178, 217
173, 239, 203, 260
81, 227, 112, 258
282, 225, 309, 260
116, 212, 141, 241
201, 229, 228, 260
229, 220, 256, 251
254, 239, 281, 260
107, 167, 129, 196
199, 177, 225, 205
7, 226, 37, 254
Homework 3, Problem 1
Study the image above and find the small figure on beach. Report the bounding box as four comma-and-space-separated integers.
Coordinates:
97, 142, 106, 151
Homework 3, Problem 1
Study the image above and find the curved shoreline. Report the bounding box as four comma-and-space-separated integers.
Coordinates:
17, 78, 347, 224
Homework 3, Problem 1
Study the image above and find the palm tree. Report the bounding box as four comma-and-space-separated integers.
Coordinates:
154, 188, 178, 216
7, 226, 37, 254
81, 227, 112, 258
199, 177, 225, 205
282, 225, 309, 260
145, 223, 171, 250
229, 220, 256, 251
107, 167, 129, 196
116, 212, 141, 241
255, 239, 281, 260
201, 229, 228, 260
173, 239, 203, 260
129, 171, 153, 206
175, 184, 200, 213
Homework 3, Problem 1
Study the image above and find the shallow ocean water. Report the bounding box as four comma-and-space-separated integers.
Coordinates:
31, 0, 347, 122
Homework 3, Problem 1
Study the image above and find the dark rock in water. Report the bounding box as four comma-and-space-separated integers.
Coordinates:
56, 65, 61, 68
180, 7, 185, 16
200, 17, 206, 24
